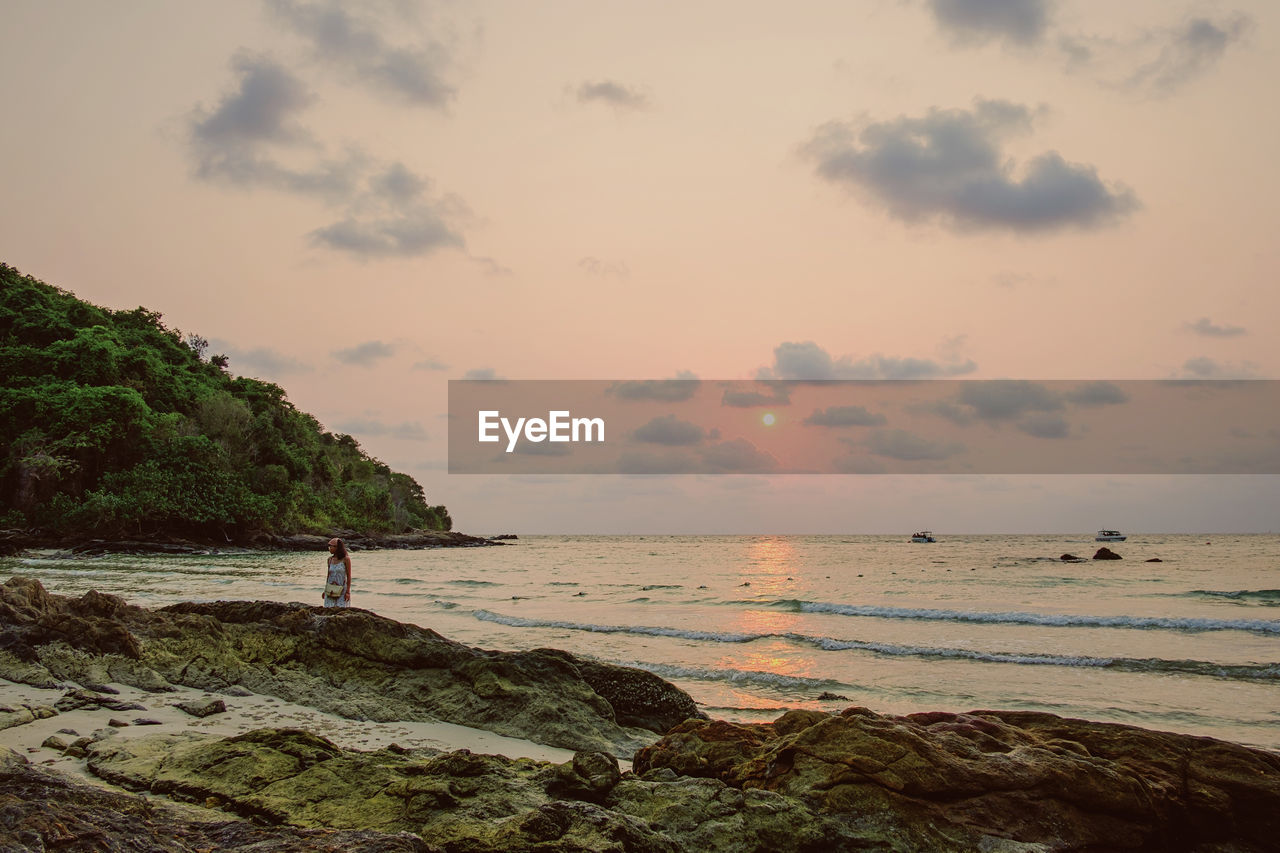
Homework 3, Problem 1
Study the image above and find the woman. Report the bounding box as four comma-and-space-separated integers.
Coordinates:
323, 537, 352, 607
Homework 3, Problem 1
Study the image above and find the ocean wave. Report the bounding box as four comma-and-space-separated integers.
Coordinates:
470, 610, 1280, 683
768, 599, 1280, 635
472, 610, 760, 642
616, 661, 838, 690
447, 579, 499, 586
1188, 589, 1280, 605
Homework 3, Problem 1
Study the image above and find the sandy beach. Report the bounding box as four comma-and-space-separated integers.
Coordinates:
1, 676, 584, 791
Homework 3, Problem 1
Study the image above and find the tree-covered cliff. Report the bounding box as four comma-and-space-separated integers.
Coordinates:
0, 263, 450, 540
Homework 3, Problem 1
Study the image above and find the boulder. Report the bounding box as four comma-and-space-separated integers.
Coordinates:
1093, 547, 1122, 560
634, 706, 1280, 852
0, 577, 704, 757
174, 698, 226, 718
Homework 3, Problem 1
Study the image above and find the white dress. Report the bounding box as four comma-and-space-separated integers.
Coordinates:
323, 557, 349, 608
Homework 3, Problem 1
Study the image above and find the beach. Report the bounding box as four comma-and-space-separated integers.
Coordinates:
2, 563, 1280, 850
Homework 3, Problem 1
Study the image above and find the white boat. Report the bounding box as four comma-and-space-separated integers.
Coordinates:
910, 531, 936, 543
1095, 530, 1127, 542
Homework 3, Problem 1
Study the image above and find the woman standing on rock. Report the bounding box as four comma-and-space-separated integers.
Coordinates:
323, 538, 352, 608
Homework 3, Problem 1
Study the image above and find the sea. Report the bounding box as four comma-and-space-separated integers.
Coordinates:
4, 534, 1279, 752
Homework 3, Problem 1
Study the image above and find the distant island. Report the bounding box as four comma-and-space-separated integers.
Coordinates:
0, 263, 459, 552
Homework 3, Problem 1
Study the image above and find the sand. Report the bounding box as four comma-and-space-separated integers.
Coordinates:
1, 676, 590, 793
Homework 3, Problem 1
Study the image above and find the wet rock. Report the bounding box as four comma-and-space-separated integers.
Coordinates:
0, 746, 435, 852
133, 718, 164, 726
1060, 553, 1083, 561
107, 718, 129, 728
1146, 557, 1163, 562
546, 751, 622, 803
1, 577, 703, 756
0, 704, 57, 731
1093, 547, 1122, 560
54, 688, 148, 713
175, 697, 227, 718
816, 691, 850, 701
634, 706, 1280, 852
40, 735, 68, 751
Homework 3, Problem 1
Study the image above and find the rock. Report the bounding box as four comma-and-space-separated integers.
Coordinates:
54, 688, 148, 713
0, 577, 704, 757
1146, 557, 1163, 562
1060, 553, 1083, 561
1093, 547, 1122, 560
107, 718, 129, 727
546, 751, 622, 803
223, 685, 253, 697
133, 718, 164, 726
816, 691, 850, 701
489, 534, 519, 540
40, 735, 68, 751
634, 706, 1280, 852
56, 728, 78, 736
175, 697, 227, 718
83, 728, 855, 851
0, 704, 57, 731
0, 746, 434, 851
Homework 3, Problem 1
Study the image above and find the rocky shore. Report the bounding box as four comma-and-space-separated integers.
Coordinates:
0, 528, 501, 558
3, 576, 1279, 852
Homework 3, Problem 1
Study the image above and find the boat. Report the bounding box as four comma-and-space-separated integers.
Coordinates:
1095, 530, 1127, 542
910, 531, 936, 543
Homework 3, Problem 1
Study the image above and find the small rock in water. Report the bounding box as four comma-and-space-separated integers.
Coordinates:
739, 582, 750, 587
1145, 557, 1163, 563
1060, 553, 1082, 561
816, 692, 850, 702
107, 718, 129, 728
1093, 547, 1122, 560
133, 718, 163, 726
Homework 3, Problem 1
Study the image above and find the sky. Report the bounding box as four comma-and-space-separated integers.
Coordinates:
2, 0, 1278, 533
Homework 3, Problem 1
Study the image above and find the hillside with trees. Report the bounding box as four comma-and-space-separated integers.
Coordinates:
0, 263, 450, 543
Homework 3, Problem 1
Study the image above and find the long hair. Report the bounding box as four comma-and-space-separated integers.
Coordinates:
331, 538, 347, 560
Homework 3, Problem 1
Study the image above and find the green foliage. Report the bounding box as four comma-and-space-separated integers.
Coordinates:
0, 262, 447, 538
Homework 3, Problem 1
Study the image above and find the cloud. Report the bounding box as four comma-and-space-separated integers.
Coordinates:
803, 406, 888, 427
309, 205, 463, 257
866, 429, 963, 461
464, 367, 501, 380
956, 380, 1062, 420
802, 99, 1139, 233
190, 53, 313, 150
1064, 381, 1129, 406
579, 257, 630, 278
575, 80, 649, 111
759, 341, 976, 380
928, 0, 1052, 46
333, 417, 429, 440
333, 340, 396, 365
266, 0, 456, 108
607, 376, 700, 402
1017, 413, 1070, 439
721, 383, 793, 408
209, 339, 313, 376
1179, 357, 1260, 379
633, 415, 705, 446
1185, 317, 1246, 338
412, 358, 449, 371
1127, 15, 1252, 96
188, 56, 468, 259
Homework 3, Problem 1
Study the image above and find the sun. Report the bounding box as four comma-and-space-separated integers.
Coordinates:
762, 413, 776, 426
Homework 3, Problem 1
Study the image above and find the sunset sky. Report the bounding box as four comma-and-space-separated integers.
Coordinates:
3, 0, 1277, 533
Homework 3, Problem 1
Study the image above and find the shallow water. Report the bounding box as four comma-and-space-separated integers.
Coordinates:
6, 533, 1279, 751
